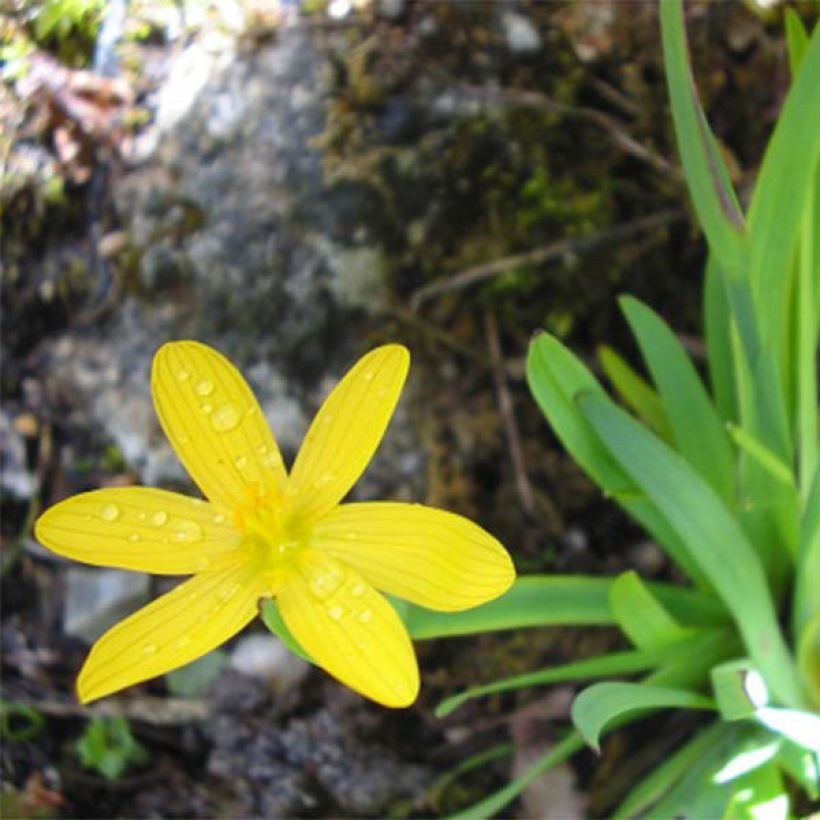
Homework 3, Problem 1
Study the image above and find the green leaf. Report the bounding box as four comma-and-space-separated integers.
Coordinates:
756, 706, 820, 753
795, 467, 820, 640
796, 613, 820, 709
260, 599, 313, 663
571, 681, 714, 752
76, 716, 148, 781
578, 394, 802, 707
726, 423, 794, 488
723, 761, 789, 820
527, 333, 713, 590
659, 0, 748, 273
778, 737, 820, 800
614, 722, 726, 818
436, 634, 709, 719
596, 344, 671, 439
445, 731, 586, 820
609, 570, 692, 650
747, 20, 820, 389
703, 256, 738, 423
402, 575, 613, 639
620, 295, 735, 502
785, 10, 809, 77
711, 659, 769, 721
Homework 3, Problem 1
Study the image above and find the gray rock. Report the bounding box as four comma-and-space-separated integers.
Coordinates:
501, 11, 542, 55
229, 634, 310, 693
0, 410, 36, 500
63, 567, 150, 642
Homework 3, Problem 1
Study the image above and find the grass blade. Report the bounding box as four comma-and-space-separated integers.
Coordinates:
620, 295, 735, 502
527, 333, 712, 590
704, 256, 738, 423
436, 634, 712, 719
659, 0, 747, 272
597, 344, 671, 438
571, 681, 715, 752
610, 570, 692, 650
578, 394, 801, 707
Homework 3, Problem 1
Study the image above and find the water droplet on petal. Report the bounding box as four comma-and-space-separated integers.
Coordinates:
363, 371, 375, 382
351, 583, 365, 598
175, 637, 191, 649
172, 519, 203, 543
323, 413, 334, 425
263, 452, 281, 469
196, 556, 211, 571
328, 605, 344, 621
176, 369, 190, 381
309, 568, 344, 599
201, 403, 213, 415
377, 388, 389, 398
142, 644, 157, 655
100, 504, 120, 522
358, 609, 373, 624
211, 403, 241, 432
137, 512, 147, 521
345, 531, 358, 541
213, 513, 227, 525
128, 533, 140, 543
196, 379, 214, 396
219, 583, 239, 601
191, 498, 205, 507
234, 454, 248, 469
151, 510, 168, 526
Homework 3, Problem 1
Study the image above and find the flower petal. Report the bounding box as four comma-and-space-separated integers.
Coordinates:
151, 341, 288, 510
287, 345, 409, 520
36, 488, 244, 574
277, 549, 419, 707
78, 563, 262, 703
312, 503, 515, 611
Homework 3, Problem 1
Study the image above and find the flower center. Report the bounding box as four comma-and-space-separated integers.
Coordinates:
237, 496, 309, 591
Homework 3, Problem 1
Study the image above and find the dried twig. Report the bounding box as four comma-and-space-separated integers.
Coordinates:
10, 695, 209, 725
485, 310, 535, 518
411, 209, 683, 307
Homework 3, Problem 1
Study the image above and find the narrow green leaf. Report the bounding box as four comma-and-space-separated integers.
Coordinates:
403, 575, 613, 640
704, 256, 738, 423
527, 333, 713, 590
713, 729, 781, 784
795, 466, 820, 638
778, 737, 820, 800
659, 0, 748, 272
620, 295, 735, 501
614, 722, 726, 819
571, 682, 714, 752
445, 731, 586, 820
436, 635, 709, 719
610, 570, 691, 650
723, 761, 788, 820
726, 423, 794, 488
797, 613, 820, 709
747, 21, 820, 386
755, 706, 820, 754
260, 599, 313, 663
597, 344, 671, 439
578, 394, 802, 707
429, 743, 514, 814
784, 9, 809, 77
711, 659, 769, 721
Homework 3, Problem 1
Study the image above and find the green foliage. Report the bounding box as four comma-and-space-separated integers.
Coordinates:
0, 700, 45, 742
392, 3, 819, 816
75, 716, 148, 781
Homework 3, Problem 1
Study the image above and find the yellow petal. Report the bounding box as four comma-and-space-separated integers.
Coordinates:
287, 345, 409, 521
312, 503, 515, 611
36, 488, 244, 574
277, 549, 419, 707
78, 563, 262, 703
151, 341, 288, 511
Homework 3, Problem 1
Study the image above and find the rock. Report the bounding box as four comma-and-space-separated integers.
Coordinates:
229, 634, 310, 693
501, 11, 542, 55
0, 409, 37, 500
208, 679, 432, 816
62, 567, 150, 643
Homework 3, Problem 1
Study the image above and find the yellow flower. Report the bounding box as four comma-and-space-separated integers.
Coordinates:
36, 342, 515, 707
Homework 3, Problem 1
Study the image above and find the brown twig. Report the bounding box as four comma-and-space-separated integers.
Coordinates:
411, 209, 683, 308
485, 310, 535, 518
